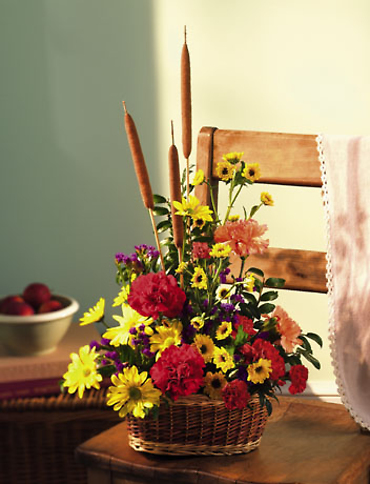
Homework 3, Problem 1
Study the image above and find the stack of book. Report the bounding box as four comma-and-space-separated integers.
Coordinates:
0, 323, 100, 399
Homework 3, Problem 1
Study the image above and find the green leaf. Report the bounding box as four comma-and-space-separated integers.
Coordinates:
249, 205, 259, 219
258, 303, 275, 314
234, 324, 250, 346
265, 277, 285, 288
260, 290, 278, 302
156, 219, 172, 234
247, 267, 264, 278
242, 293, 257, 305
305, 332, 323, 348
152, 206, 169, 216
153, 194, 168, 204
302, 351, 321, 370
299, 335, 312, 352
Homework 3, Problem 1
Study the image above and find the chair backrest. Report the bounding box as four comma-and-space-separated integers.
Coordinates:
195, 126, 327, 293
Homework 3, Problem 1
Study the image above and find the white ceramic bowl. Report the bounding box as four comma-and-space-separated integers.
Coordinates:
0, 295, 79, 356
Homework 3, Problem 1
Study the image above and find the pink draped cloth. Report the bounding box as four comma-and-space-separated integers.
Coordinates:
318, 134, 370, 430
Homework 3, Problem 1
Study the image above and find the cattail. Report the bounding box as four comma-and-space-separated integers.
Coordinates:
123, 102, 154, 210
181, 27, 192, 161
168, 123, 184, 249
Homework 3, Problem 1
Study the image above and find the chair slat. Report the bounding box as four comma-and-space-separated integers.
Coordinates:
212, 129, 321, 187
229, 248, 327, 293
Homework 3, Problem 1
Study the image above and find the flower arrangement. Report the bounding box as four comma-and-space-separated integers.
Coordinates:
62, 31, 322, 421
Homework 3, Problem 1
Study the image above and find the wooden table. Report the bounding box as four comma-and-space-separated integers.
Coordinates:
75, 397, 370, 484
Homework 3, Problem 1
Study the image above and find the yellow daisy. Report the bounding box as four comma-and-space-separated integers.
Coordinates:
193, 334, 215, 363
213, 346, 235, 372
103, 305, 152, 347
210, 243, 232, 258
216, 321, 233, 340
217, 286, 230, 300
228, 214, 240, 222
107, 365, 161, 419
247, 358, 272, 384
192, 169, 205, 186
149, 321, 183, 359
63, 345, 102, 398
112, 285, 130, 307
79, 297, 105, 326
260, 191, 274, 206
173, 195, 213, 222
244, 274, 255, 292
175, 261, 188, 274
190, 316, 204, 330
191, 267, 207, 290
222, 152, 244, 163
242, 163, 261, 182
204, 371, 227, 399
215, 161, 236, 181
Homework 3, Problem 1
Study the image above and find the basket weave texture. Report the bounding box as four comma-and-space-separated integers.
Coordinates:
126, 394, 268, 456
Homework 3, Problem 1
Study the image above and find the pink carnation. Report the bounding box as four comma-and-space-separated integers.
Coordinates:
272, 306, 302, 353
214, 219, 269, 257
192, 242, 211, 260
150, 344, 205, 400
222, 380, 251, 410
128, 271, 186, 320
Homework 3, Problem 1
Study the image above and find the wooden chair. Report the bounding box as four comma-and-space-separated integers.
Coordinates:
75, 127, 370, 484
195, 126, 327, 294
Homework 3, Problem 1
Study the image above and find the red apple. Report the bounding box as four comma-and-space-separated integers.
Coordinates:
38, 299, 63, 314
3, 300, 35, 316
0, 295, 24, 313
23, 283, 51, 309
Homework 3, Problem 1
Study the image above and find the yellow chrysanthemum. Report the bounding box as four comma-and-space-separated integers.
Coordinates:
213, 346, 235, 372
173, 195, 213, 222
112, 285, 130, 307
193, 217, 206, 229
107, 365, 161, 419
190, 316, 204, 330
191, 267, 207, 290
247, 358, 272, 384
228, 214, 240, 222
216, 321, 233, 340
204, 371, 227, 399
210, 243, 232, 258
215, 161, 236, 181
193, 334, 215, 363
192, 169, 205, 186
260, 191, 274, 206
149, 321, 183, 359
103, 305, 152, 347
63, 345, 102, 398
79, 298, 105, 326
242, 163, 261, 182
222, 152, 244, 163
244, 274, 255, 292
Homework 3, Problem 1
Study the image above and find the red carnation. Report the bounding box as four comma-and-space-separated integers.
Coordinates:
128, 271, 186, 319
150, 344, 205, 400
288, 364, 308, 395
232, 315, 256, 339
252, 339, 286, 381
222, 379, 251, 410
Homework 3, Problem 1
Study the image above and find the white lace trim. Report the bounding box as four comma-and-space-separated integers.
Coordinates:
317, 134, 369, 430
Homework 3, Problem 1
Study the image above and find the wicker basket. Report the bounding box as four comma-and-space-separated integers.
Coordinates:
126, 394, 268, 456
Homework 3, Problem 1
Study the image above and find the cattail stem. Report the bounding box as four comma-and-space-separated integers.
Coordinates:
181, 26, 192, 198
149, 209, 165, 271
168, 122, 184, 250
123, 102, 154, 210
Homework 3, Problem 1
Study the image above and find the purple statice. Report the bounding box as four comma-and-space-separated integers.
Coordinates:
231, 293, 244, 305
220, 302, 235, 313
142, 348, 155, 358
255, 331, 270, 341
89, 340, 100, 350
219, 267, 230, 284
203, 320, 213, 335
182, 323, 197, 343
236, 366, 248, 383
129, 327, 137, 335
105, 351, 119, 360
100, 337, 111, 346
